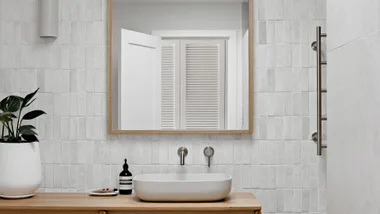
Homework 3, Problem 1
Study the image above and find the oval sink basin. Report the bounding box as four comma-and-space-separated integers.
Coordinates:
133, 173, 232, 202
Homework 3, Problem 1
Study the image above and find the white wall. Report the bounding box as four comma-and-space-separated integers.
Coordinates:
113, 2, 243, 34
327, 0, 380, 213
327, 0, 380, 51
0, 0, 327, 213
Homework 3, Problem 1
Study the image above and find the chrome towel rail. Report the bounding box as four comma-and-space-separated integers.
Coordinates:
311, 26, 327, 156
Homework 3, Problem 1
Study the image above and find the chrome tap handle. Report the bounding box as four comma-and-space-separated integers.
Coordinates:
203, 147, 214, 167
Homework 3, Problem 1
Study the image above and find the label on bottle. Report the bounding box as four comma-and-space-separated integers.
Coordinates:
119, 176, 133, 190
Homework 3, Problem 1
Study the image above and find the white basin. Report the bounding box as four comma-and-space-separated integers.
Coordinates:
133, 173, 232, 202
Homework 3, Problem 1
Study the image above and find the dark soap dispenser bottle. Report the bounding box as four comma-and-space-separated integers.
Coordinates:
119, 159, 133, 195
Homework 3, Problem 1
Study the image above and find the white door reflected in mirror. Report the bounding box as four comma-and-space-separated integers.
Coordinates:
119, 29, 162, 130
111, 0, 251, 132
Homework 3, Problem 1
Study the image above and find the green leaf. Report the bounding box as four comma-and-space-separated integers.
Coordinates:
5, 96, 23, 112
22, 110, 46, 120
0, 96, 9, 112
18, 125, 37, 136
5, 113, 17, 118
24, 98, 36, 108
0, 112, 16, 123
0, 112, 16, 118
0, 115, 12, 123
21, 134, 39, 142
18, 125, 36, 130
22, 88, 39, 108
19, 129, 37, 136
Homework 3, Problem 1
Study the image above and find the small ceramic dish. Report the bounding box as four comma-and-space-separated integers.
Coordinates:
89, 188, 119, 196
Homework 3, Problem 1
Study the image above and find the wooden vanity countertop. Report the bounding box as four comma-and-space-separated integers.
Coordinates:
0, 192, 261, 211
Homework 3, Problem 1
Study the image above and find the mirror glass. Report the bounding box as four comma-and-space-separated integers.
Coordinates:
110, 0, 251, 132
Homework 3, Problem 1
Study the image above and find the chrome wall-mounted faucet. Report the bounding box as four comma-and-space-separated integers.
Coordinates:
177, 147, 188, 165
204, 147, 214, 167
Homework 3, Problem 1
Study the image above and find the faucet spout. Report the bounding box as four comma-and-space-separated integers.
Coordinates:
180, 151, 185, 165
177, 147, 188, 166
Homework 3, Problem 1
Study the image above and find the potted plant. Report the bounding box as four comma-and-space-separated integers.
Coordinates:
0, 88, 46, 199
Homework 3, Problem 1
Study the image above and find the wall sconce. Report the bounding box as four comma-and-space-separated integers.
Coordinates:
38, 0, 58, 38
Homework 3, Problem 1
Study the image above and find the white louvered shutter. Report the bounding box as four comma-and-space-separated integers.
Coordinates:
180, 40, 226, 130
160, 40, 180, 129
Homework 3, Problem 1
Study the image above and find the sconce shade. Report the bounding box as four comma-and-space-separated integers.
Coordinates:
38, 0, 58, 38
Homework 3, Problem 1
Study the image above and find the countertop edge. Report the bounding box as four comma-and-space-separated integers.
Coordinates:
0, 192, 262, 211
0, 206, 262, 211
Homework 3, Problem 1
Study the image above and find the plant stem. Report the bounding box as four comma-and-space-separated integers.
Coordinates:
15, 108, 22, 139
10, 121, 14, 136
1, 123, 4, 140
5, 122, 15, 139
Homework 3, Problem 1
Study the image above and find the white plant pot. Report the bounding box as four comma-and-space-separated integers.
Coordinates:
0, 141, 42, 199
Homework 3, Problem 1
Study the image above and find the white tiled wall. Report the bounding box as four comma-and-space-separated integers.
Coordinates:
0, 0, 326, 213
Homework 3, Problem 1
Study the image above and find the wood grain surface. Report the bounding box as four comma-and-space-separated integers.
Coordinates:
0, 192, 261, 211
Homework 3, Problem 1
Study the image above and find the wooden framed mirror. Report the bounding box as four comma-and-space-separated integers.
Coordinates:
107, 0, 253, 134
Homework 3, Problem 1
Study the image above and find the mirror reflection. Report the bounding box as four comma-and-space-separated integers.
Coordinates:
110, 0, 251, 132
